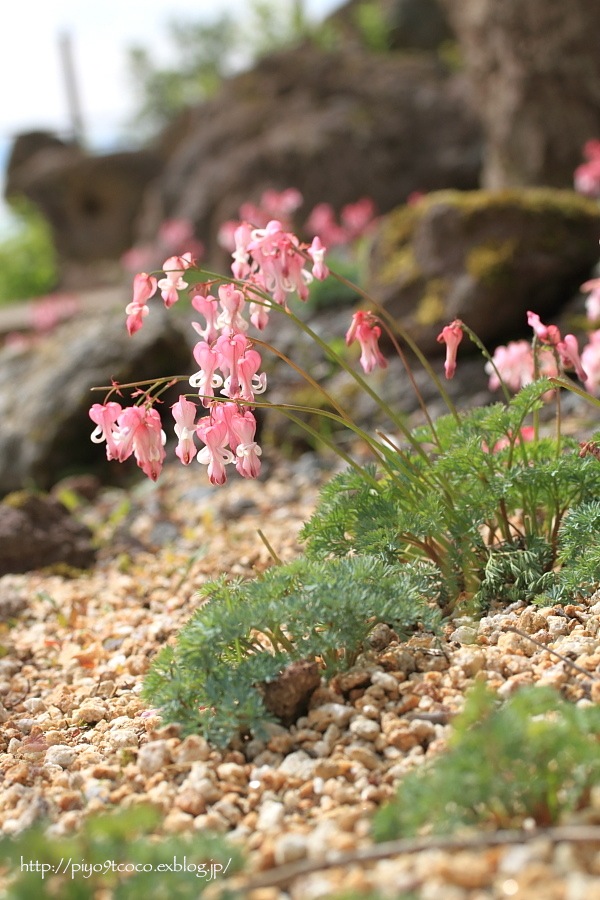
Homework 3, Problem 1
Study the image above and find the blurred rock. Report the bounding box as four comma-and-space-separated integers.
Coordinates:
368, 187, 600, 352
0, 492, 95, 574
140, 43, 482, 257
438, 0, 600, 188
0, 292, 192, 496
5, 131, 161, 288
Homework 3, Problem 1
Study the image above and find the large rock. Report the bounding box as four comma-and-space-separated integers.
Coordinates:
5, 132, 161, 288
0, 493, 95, 575
140, 44, 482, 256
0, 292, 192, 496
329, 0, 452, 51
438, 0, 600, 188
368, 188, 600, 352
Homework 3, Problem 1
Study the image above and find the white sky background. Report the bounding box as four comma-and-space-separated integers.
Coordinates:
0, 0, 344, 147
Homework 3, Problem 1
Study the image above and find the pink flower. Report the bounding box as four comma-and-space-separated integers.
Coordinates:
190, 341, 223, 407
228, 408, 262, 478
436, 320, 463, 379
485, 341, 535, 392
574, 140, 600, 198
196, 414, 234, 485
305, 203, 347, 247
307, 236, 329, 281
240, 188, 303, 230
157, 253, 194, 308
231, 222, 253, 280
89, 402, 123, 459
340, 198, 377, 240
126, 273, 157, 335
215, 332, 266, 401
557, 333, 587, 382
346, 311, 388, 374
526, 311, 561, 346
483, 427, 536, 454
191, 286, 220, 344
247, 220, 310, 304
172, 397, 198, 464
581, 278, 600, 322
581, 330, 600, 394
111, 406, 166, 481
216, 283, 248, 333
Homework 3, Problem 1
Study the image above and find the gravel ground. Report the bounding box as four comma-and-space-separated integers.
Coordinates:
1, 455, 600, 898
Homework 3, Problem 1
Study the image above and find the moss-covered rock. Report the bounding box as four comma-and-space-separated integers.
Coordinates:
368, 188, 600, 352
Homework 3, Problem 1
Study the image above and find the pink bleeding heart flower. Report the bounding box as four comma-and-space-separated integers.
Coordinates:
172, 396, 198, 464
436, 319, 463, 379
125, 273, 157, 335
346, 311, 388, 374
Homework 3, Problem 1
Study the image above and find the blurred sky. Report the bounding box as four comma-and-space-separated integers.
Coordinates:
1, 0, 344, 148
0, 1, 344, 232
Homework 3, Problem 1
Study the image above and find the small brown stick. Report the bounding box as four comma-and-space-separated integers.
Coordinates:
505, 626, 600, 683
235, 824, 600, 893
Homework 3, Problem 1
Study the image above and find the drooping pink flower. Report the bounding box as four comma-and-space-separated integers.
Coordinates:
231, 222, 253, 280
526, 311, 561, 346
172, 397, 198, 464
240, 188, 303, 230
307, 236, 329, 281
227, 408, 262, 479
189, 341, 223, 407
89, 402, 123, 459
214, 332, 252, 399
346, 311, 388, 374
247, 220, 310, 304
195, 415, 234, 485
581, 277, 600, 322
436, 320, 463, 379
216, 283, 248, 333
125, 273, 157, 335
340, 198, 377, 240
581, 330, 600, 394
191, 286, 220, 344
157, 253, 194, 308
110, 406, 166, 481
557, 333, 588, 382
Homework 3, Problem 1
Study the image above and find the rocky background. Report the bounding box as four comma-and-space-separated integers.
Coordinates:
1, 0, 600, 561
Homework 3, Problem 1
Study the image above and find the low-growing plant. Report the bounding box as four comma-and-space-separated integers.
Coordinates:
373, 684, 600, 840
0, 804, 243, 899
88, 186, 600, 739
142, 555, 440, 744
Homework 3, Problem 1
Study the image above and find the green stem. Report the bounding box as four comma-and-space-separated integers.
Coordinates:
331, 269, 461, 422
461, 322, 511, 406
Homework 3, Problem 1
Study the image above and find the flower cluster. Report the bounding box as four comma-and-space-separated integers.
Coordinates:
91, 216, 332, 484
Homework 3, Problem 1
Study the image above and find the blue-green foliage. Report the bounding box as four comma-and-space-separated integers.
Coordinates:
301, 383, 600, 608
373, 684, 600, 840
143, 555, 439, 745
0, 805, 243, 899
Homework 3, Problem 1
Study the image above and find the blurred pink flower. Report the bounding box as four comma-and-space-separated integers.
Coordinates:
436, 320, 463, 379
574, 140, 600, 198
346, 311, 388, 374
172, 397, 198, 464
581, 277, 600, 321
582, 330, 600, 394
